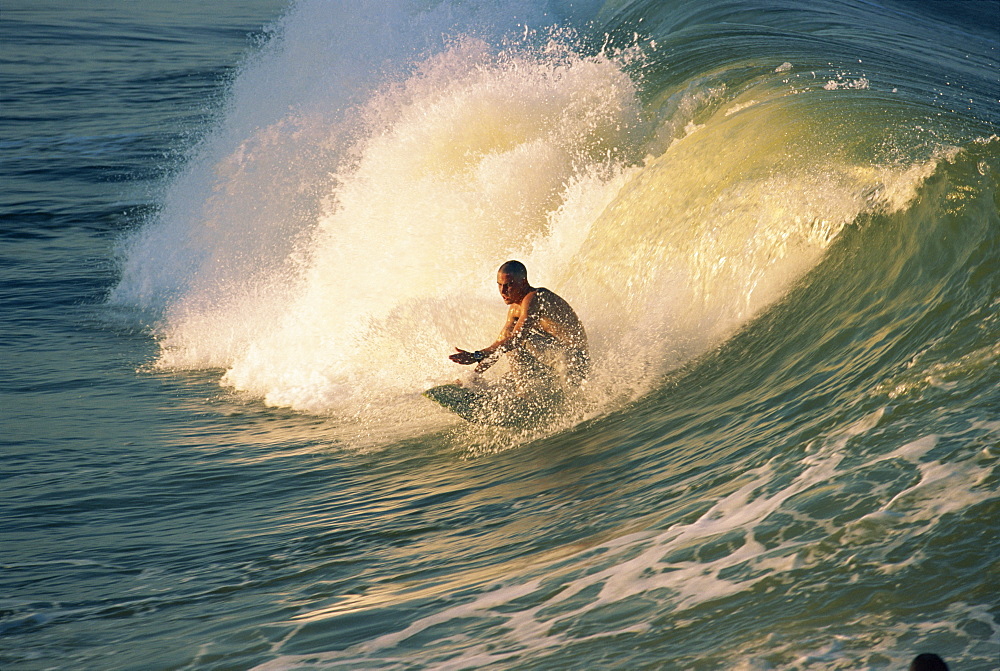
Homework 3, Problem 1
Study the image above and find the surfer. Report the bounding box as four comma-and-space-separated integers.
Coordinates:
450, 260, 589, 391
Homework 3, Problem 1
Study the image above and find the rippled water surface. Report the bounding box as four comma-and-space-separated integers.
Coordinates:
2, 1, 998, 669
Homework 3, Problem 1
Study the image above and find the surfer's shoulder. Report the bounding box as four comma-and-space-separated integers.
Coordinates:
534, 287, 569, 309
533, 287, 553, 302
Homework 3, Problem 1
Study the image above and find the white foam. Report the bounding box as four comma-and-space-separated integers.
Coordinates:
823, 76, 870, 90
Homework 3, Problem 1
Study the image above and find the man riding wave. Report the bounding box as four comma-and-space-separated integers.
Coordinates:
450, 260, 589, 392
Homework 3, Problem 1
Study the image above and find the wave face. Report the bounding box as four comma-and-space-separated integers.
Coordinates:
106, 0, 998, 667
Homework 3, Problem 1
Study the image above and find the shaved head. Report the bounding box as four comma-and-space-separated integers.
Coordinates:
498, 260, 527, 280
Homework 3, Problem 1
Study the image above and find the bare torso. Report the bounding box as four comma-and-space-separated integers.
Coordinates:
504, 288, 588, 385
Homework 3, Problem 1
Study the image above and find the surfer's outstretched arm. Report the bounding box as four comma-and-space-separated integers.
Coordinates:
450, 291, 537, 371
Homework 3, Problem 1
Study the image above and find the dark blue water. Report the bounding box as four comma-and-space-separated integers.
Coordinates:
2, 1, 998, 669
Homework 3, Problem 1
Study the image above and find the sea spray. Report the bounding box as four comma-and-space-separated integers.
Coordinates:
114, 31, 646, 424
109, 0, 574, 335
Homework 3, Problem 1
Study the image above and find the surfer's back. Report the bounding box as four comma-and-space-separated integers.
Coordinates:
532, 287, 587, 352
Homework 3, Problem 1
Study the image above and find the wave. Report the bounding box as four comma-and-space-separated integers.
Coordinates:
109, 0, 996, 443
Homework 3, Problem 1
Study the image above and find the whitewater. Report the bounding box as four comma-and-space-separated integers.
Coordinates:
2, 0, 997, 668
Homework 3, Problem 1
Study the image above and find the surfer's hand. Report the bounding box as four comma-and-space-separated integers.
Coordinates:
449, 348, 482, 365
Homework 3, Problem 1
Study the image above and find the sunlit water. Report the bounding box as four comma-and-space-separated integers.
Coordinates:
2, 1, 998, 669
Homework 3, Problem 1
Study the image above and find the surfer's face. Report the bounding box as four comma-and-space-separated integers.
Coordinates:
497, 272, 526, 304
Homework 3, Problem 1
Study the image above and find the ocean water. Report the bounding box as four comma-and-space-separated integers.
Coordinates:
2, 0, 998, 669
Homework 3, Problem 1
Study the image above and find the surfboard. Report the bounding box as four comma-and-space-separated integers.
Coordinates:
423, 384, 497, 425
423, 382, 566, 428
